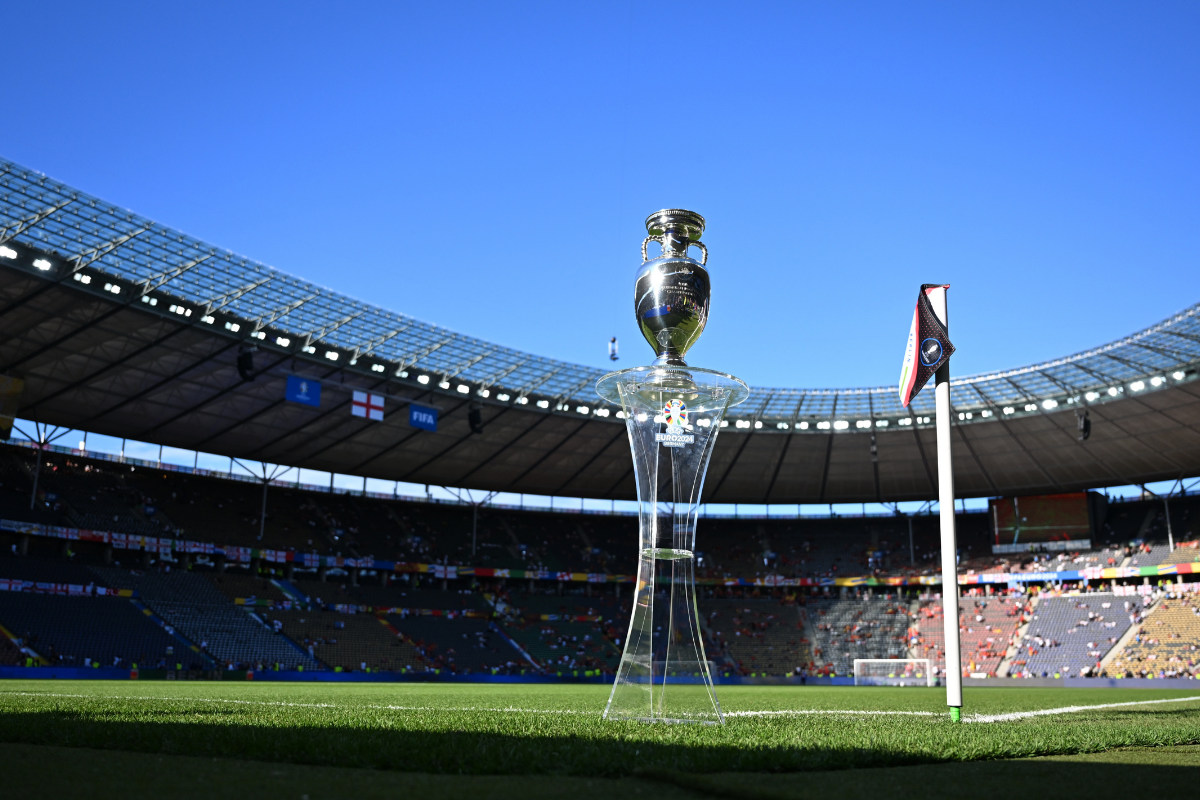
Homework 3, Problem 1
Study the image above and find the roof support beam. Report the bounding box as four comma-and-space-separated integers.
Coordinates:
251, 377, 407, 462
0, 198, 75, 245
453, 412, 555, 484
138, 353, 299, 442
10, 276, 270, 414
68, 227, 151, 274
75, 340, 242, 427
817, 433, 834, 502
140, 253, 215, 295
762, 433, 792, 504
951, 420, 1000, 495
711, 432, 755, 500
503, 419, 591, 489
397, 404, 518, 481
911, 425, 936, 495
971, 383, 1061, 490
555, 424, 630, 494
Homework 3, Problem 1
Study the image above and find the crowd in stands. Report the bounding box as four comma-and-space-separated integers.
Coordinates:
1106, 588, 1200, 679
2, 442, 1200, 679
808, 594, 909, 676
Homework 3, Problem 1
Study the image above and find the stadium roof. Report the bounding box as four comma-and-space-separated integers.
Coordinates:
2, 155, 1199, 503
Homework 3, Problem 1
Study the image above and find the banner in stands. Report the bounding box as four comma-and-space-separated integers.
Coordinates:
0, 578, 130, 597
3, 518, 1197, 588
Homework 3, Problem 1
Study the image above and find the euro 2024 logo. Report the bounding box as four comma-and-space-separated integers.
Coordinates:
663, 398, 688, 432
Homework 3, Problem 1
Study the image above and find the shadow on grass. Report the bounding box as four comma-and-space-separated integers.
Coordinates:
2, 708, 1199, 778
647, 750, 1200, 800
0, 709, 949, 775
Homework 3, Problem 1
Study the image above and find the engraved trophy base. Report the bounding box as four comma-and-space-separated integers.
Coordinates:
596, 365, 749, 724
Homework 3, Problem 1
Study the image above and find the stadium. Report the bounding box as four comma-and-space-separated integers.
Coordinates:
2, 155, 1200, 790
5, 6, 1200, 795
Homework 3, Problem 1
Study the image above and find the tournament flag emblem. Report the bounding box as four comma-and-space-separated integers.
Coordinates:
285, 375, 321, 407
351, 391, 385, 421
898, 284, 955, 407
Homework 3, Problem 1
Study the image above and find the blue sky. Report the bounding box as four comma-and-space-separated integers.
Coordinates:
4, 1, 1199, 391
7, 2, 1200, 512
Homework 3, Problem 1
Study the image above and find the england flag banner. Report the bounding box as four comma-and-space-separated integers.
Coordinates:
898, 283, 956, 407
352, 391, 385, 421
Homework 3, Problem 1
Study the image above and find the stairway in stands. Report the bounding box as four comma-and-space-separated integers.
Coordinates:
89, 566, 321, 670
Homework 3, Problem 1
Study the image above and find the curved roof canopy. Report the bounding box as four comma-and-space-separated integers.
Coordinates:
2, 156, 1199, 503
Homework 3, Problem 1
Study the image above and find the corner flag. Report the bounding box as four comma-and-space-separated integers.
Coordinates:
899, 284, 955, 407
903, 284, 964, 722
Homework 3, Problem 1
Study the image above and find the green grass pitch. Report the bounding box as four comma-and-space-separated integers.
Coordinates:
2, 680, 1200, 798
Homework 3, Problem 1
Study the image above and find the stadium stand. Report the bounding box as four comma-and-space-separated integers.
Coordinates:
500, 616, 617, 673
389, 615, 513, 673
1106, 594, 1200, 678
957, 594, 1028, 675
703, 597, 810, 675
3, 441, 1200, 677
207, 574, 290, 604
495, 591, 625, 673
1162, 542, 1200, 565
809, 595, 910, 676
1015, 594, 1133, 678
89, 566, 320, 670
0, 554, 109, 587
0, 592, 180, 668
264, 608, 419, 672
0, 634, 23, 665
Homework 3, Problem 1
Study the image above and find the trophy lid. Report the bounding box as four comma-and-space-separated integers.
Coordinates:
645, 209, 705, 241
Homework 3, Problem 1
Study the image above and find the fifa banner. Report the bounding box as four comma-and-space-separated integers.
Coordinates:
898, 284, 955, 407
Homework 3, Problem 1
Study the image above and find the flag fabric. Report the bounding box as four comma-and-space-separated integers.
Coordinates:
352, 391, 385, 421
285, 376, 321, 407
898, 284, 955, 407
409, 403, 438, 432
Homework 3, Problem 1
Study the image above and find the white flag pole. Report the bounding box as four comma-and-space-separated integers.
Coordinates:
929, 285, 963, 721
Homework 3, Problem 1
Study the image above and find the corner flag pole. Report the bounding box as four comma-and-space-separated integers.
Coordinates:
928, 286, 963, 721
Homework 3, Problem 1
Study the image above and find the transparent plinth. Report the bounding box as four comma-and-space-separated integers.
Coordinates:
595, 365, 749, 724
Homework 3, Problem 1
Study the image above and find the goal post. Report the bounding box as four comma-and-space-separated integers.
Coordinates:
853, 659, 934, 687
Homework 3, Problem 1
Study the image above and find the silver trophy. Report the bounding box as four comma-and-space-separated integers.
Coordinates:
597, 209, 749, 724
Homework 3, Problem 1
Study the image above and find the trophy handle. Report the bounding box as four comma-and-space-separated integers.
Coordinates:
641, 235, 664, 263
642, 236, 708, 265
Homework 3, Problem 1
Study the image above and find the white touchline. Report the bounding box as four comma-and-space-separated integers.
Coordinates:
726, 709, 936, 717
0, 691, 338, 708
964, 695, 1200, 723
5, 691, 1200, 723
0, 691, 587, 715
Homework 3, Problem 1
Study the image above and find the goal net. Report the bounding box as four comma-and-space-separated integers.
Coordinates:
853, 659, 934, 687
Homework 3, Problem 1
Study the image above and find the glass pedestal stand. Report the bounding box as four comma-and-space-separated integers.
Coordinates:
596, 365, 749, 724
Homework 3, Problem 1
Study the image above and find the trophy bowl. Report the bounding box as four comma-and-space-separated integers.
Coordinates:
635, 209, 710, 367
